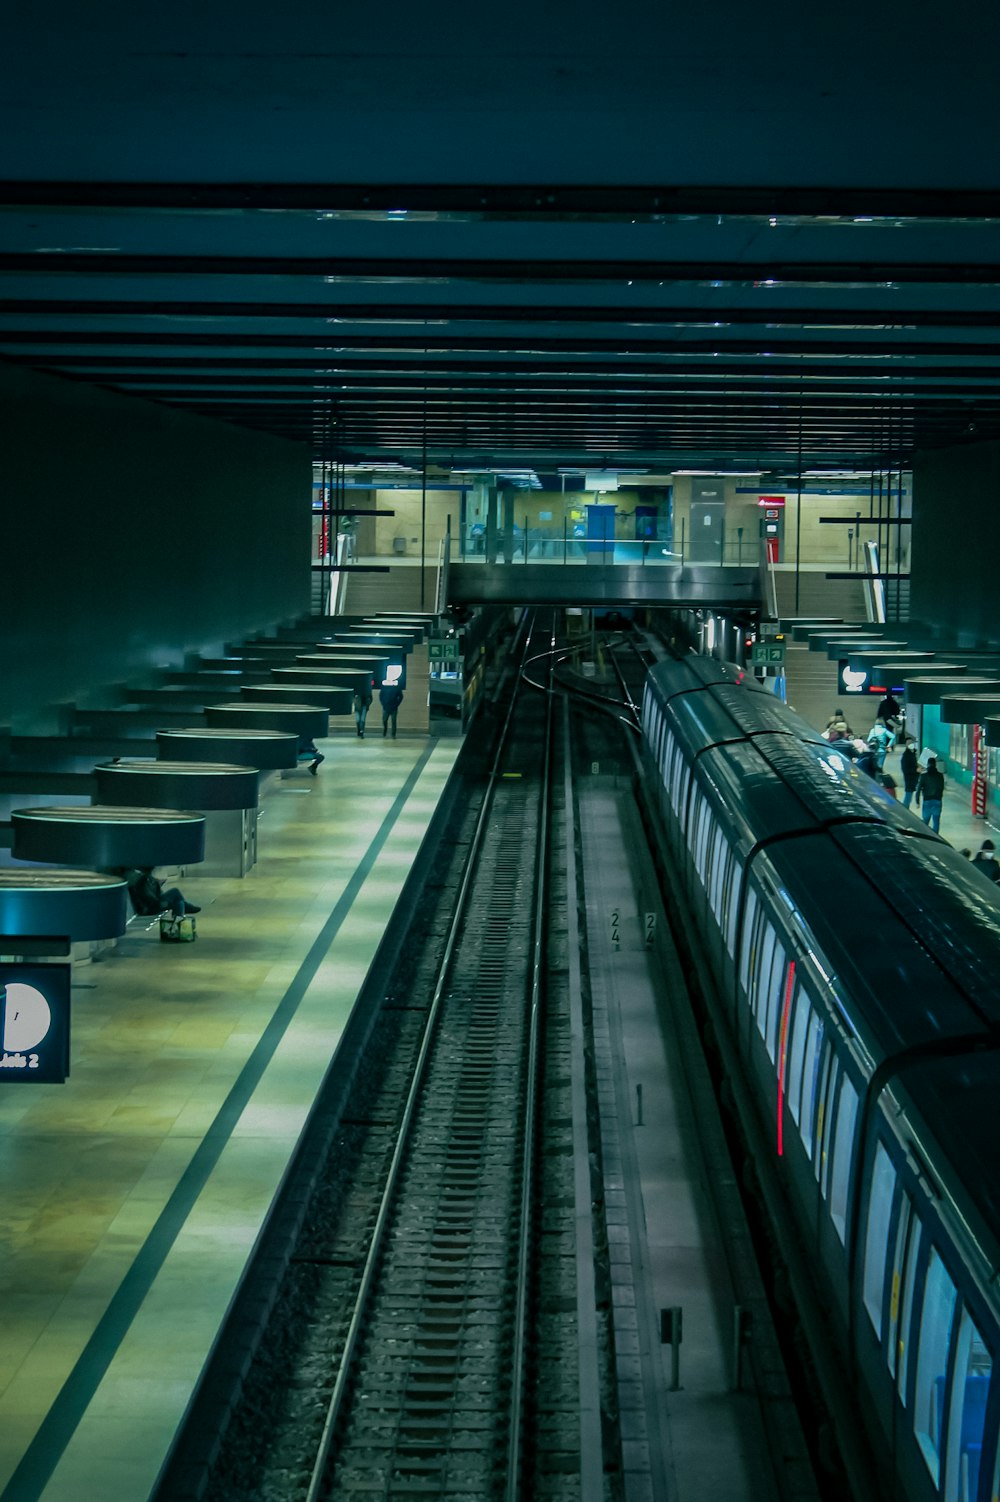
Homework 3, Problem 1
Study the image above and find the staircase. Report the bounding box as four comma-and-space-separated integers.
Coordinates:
773, 569, 868, 621
776, 570, 875, 736
344, 566, 439, 614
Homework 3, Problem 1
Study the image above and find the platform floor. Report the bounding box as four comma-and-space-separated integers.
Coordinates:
0, 732, 460, 1502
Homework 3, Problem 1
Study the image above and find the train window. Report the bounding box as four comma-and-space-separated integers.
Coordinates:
890, 1194, 914, 1382
799, 1012, 825, 1157
828, 1075, 859, 1242
898, 1210, 923, 1404
739, 888, 760, 996
765, 944, 790, 1062
943, 1309, 991, 1502
709, 828, 728, 918
862, 1144, 897, 1336
676, 765, 692, 824
724, 857, 743, 956
786, 989, 811, 1125
674, 749, 688, 807
816, 1042, 837, 1184
913, 1247, 958, 1485
696, 807, 714, 879
699, 812, 713, 882
689, 793, 706, 855
754, 925, 778, 1038
661, 728, 675, 783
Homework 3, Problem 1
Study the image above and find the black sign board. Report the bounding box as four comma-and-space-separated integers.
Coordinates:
0, 964, 71, 1082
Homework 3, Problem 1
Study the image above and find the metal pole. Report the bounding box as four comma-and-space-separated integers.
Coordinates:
794, 393, 803, 611
420, 397, 427, 611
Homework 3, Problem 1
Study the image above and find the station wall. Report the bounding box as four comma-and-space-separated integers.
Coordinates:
0, 364, 311, 733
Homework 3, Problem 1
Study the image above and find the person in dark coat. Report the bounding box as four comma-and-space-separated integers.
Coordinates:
380, 681, 404, 738
876, 692, 901, 729
916, 756, 945, 833
352, 680, 373, 738
972, 839, 1000, 883
899, 738, 919, 810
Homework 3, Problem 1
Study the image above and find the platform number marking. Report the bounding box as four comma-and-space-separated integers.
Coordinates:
644, 913, 656, 948
611, 908, 621, 950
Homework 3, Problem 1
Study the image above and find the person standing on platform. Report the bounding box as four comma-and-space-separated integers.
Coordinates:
876, 691, 902, 731
353, 679, 372, 738
916, 755, 945, 833
900, 738, 919, 809
380, 681, 404, 738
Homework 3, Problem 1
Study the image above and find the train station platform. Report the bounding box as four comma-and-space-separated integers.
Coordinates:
0, 733, 461, 1502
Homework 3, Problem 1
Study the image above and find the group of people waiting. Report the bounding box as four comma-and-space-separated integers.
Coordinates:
824, 695, 947, 832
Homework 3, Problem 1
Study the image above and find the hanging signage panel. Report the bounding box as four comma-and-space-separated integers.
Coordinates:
0, 964, 70, 1083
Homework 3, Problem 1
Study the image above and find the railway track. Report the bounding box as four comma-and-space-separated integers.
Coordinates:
156, 613, 615, 1502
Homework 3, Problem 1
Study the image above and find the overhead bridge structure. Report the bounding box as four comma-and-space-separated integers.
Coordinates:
445, 561, 764, 610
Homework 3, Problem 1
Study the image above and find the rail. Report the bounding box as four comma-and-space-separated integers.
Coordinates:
303, 612, 554, 1500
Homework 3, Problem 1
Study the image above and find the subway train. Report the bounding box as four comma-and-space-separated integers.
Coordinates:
640, 653, 1000, 1502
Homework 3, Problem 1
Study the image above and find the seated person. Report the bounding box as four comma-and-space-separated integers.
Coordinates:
113, 867, 200, 918
297, 736, 324, 774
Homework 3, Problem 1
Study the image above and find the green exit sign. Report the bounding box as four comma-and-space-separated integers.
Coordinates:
751, 640, 786, 666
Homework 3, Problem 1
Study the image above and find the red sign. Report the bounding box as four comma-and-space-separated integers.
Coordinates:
758, 495, 786, 507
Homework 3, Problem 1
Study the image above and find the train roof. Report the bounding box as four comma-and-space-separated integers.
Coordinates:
756, 834, 994, 1058
830, 822, 1000, 1028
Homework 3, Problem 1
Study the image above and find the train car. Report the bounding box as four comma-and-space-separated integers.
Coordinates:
640, 653, 1000, 1502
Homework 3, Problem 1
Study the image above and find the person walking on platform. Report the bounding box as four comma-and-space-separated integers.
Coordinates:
380, 681, 404, 738
900, 738, 919, 809
867, 717, 895, 771
353, 680, 373, 739
916, 755, 945, 833
972, 839, 1000, 883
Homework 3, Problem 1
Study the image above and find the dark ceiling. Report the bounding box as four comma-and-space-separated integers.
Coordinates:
5, 4, 1000, 477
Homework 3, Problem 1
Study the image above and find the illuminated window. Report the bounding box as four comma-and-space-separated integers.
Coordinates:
913, 1249, 958, 1485
754, 925, 777, 1038
786, 988, 810, 1124
828, 1076, 859, 1241
943, 1310, 991, 1502
725, 857, 743, 955
739, 888, 760, 997
862, 1145, 896, 1334
898, 1211, 922, 1402
799, 1012, 825, 1156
